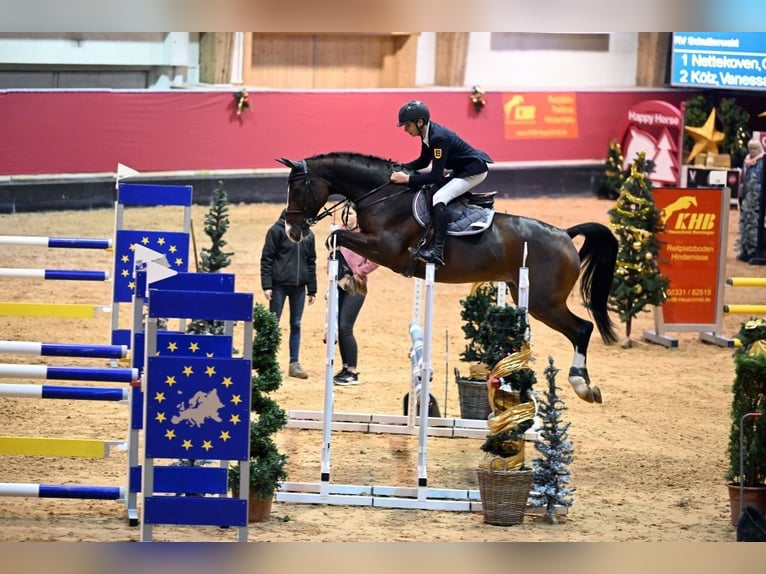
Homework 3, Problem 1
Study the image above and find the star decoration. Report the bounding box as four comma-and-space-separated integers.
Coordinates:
685, 108, 725, 163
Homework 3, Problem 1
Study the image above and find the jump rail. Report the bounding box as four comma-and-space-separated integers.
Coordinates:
0, 364, 138, 382
0, 341, 127, 359
0, 268, 109, 281
0, 483, 124, 500
0, 302, 109, 319
0, 236, 112, 250
0, 383, 128, 401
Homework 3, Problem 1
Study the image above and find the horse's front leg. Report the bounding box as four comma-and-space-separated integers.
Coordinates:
325, 229, 384, 262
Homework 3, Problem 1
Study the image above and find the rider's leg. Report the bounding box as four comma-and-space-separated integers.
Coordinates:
411, 173, 487, 266
414, 202, 448, 265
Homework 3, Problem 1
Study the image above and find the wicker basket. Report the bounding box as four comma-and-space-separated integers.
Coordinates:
455, 368, 491, 420
476, 467, 534, 526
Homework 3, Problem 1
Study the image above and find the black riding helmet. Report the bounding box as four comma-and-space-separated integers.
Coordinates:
397, 100, 430, 127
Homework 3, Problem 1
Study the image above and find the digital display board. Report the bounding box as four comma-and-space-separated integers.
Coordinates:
671, 32, 766, 91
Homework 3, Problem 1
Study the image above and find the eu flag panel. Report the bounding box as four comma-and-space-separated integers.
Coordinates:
113, 230, 190, 303
132, 332, 234, 371
145, 356, 251, 461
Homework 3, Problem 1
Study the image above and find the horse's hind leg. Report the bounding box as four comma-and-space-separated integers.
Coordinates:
566, 315, 602, 404
529, 301, 602, 404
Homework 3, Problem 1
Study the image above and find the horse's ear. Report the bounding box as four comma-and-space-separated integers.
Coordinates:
276, 157, 298, 169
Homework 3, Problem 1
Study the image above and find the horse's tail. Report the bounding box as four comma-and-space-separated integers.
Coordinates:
566, 222, 618, 345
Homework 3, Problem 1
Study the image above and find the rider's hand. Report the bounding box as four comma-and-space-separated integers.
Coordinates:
390, 171, 410, 185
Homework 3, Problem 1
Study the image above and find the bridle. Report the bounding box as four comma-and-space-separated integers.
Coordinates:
285, 159, 409, 227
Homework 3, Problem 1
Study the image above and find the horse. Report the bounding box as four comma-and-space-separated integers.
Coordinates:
277, 152, 618, 404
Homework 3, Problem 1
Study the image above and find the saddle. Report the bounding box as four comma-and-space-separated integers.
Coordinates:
411, 187, 496, 236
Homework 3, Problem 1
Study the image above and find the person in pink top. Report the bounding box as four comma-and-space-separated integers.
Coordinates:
333, 208, 379, 386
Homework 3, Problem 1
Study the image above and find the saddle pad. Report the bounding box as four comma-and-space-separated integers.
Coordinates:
412, 189, 494, 236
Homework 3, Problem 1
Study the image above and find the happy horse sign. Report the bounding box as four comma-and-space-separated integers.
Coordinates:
643, 186, 729, 348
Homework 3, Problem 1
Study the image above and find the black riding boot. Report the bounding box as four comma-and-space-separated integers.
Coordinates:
414, 203, 447, 266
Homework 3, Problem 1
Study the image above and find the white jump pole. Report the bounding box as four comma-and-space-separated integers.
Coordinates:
321, 230, 340, 496
407, 278, 423, 427
417, 263, 436, 496
519, 242, 530, 341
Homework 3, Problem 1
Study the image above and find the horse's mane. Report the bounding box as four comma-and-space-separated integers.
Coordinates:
309, 151, 397, 172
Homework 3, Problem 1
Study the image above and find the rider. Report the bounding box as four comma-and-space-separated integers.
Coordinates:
390, 100, 493, 266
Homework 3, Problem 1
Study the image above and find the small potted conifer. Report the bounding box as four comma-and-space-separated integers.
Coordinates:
228, 303, 288, 522
726, 318, 766, 526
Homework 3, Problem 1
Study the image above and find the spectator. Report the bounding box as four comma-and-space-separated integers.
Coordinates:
736, 138, 765, 262
332, 208, 378, 386
260, 209, 317, 378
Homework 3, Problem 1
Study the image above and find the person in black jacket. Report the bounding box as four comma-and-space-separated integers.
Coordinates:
390, 100, 493, 267
260, 209, 317, 379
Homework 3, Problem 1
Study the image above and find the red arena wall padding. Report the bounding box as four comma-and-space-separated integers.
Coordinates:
0, 89, 690, 176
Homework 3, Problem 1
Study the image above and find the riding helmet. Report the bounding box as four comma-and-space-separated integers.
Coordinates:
397, 100, 430, 126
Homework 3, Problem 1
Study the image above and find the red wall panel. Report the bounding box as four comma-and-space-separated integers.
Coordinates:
0, 89, 691, 176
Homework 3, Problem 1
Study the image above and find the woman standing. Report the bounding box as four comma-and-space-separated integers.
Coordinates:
737, 138, 765, 262
333, 208, 379, 386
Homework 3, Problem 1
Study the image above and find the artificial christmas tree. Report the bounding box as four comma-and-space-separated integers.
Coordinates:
529, 356, 574, 524
187, 181, 235, 336
607, 151, 669, 347
596, 139, 626, 200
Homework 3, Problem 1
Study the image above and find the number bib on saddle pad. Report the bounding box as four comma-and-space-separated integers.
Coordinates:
411, 188, 495, 236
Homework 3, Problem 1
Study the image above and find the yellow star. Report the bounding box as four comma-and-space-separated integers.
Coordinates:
165, 375, 176, 387
205, 365, 216, 377
175, 257, 184, 267
121, 254, 129, 262
141, 236, 150, 245
684, 108, 725, 163
167, 341, 178, 352
165, 429, 176, 440
221, 376, 233, 388
202, 440, 213, 451
189, 342, 200, 353
182, 440, 193, 450
230, 413, 241, 425
231, 394, 242, 405
121, 269, 129, 277
154, 392, 166, 402
157, 237, 166, 245
155, 412, 166, 423
182, 365, 194, 376
219, 431, 231, 442
169, 245, 177, 253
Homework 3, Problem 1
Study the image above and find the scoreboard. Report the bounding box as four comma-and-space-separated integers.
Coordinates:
670, 32, 766, 91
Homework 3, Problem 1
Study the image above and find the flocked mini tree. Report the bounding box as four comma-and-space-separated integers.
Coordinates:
607, 151, 669, 347
529, 356, 574, 524
187, 181, 235, 336
596, 139, 626, 200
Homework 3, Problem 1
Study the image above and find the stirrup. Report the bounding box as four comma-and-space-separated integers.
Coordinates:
411, 247, 445, 266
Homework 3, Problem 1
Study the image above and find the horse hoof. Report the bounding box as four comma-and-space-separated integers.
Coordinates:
570, 380, 595, 403
592, 385, 603, 404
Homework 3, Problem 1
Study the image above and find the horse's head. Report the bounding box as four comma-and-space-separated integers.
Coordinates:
276, 157, 330, 243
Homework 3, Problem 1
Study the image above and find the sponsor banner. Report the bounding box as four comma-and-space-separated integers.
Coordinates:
502, 92, 578, 139
654, 186, 728, 327
616, 100, 683, 186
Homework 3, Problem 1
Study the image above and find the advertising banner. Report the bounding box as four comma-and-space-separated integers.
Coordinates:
643, 186, 729, 347
502, 92, 578, 139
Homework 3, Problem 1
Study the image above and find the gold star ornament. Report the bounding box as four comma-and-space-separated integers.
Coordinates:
685, 108, 725, 163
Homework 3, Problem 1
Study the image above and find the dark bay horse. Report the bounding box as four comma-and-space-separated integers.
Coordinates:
278, 152, 618, 404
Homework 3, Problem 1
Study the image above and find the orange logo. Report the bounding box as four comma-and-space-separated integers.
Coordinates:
433, 148, 442, 159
